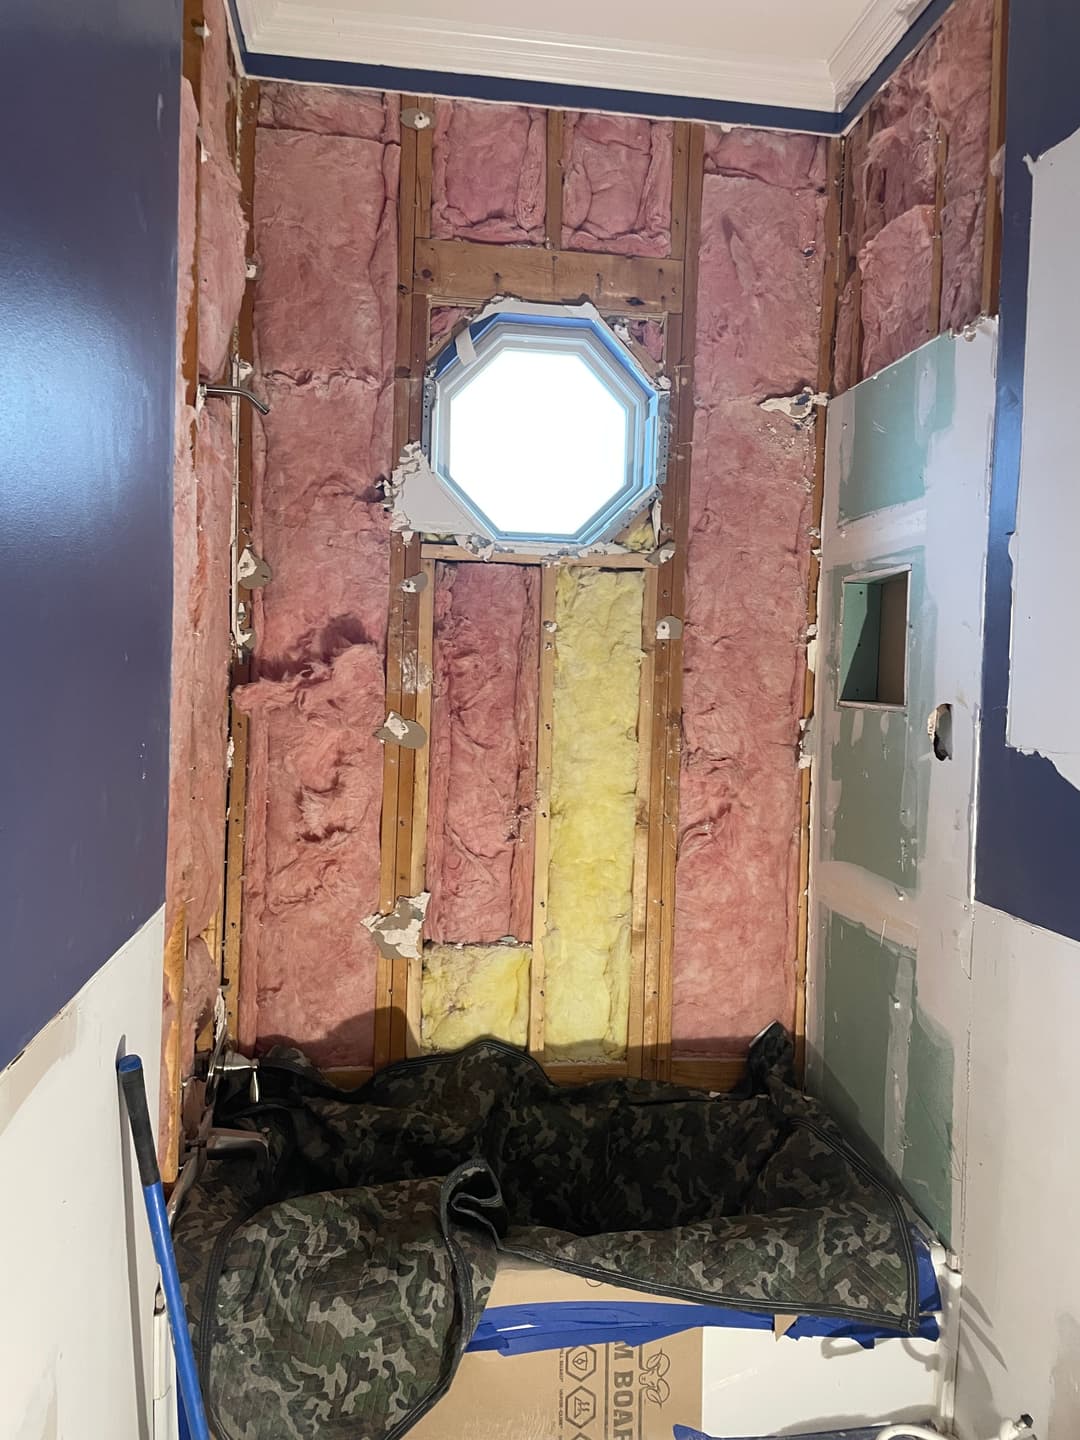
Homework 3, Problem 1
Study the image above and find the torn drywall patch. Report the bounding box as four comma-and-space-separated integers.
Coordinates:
375, 711, 428, 750
363, 893, 430, 961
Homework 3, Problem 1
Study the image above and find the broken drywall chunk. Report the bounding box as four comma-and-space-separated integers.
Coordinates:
362, 893, 431, 961
646, 542, 677, 567
387, 441, 478, 537
237, 545, 272, 589
401, 570, 429, 594
759, 390, 828, 425
375, 711, 427, 749
656, 615, 684, 641
400, 106, 433, 131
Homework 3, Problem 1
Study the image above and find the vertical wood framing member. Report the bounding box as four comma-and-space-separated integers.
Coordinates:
981, 0, 1008, 316
626, 566, 658, 1076
545, 110, 564, 250
222, 77, 260, 1047
641, 122, 703, 1081
930, 125, 949, 336
160, 0, 207, 1185
529, 565, 558, 1061
405, 554, 436, 1058
375, 97, 434, 1069
795, 139, 844, 1078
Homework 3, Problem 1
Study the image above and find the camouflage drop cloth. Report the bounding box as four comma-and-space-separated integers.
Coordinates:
174, 1026, 921, 1440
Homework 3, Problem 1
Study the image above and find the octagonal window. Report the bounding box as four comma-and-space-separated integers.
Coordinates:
423, 306, 667, 549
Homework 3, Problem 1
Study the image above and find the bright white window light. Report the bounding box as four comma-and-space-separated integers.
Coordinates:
447, 348, 629, 535
424, 305, 666, 549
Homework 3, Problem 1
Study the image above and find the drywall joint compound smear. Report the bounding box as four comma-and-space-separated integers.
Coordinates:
544, 568, 644, 1059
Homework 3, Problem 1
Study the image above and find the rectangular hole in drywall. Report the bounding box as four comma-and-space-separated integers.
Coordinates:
839, 570, 909, 707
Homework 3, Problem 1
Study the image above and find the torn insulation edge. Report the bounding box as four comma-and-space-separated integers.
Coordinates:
362, 892, 430, 961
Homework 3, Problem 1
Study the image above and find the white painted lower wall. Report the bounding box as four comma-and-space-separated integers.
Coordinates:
0, 909, 164, 1440
954, 904, 1080, 1440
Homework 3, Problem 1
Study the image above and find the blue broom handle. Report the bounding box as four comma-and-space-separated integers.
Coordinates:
117, 1055, 211, 1440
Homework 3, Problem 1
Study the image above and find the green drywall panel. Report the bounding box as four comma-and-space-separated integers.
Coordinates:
837, 336, 957, 523
902, 986, 955, 1245
821, 911, 911, 1158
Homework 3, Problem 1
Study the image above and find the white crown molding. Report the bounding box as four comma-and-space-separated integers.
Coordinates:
828, 0, 933, 108
237, 0, 838, 111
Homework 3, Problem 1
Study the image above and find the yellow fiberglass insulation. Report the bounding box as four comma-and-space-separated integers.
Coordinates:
421, 943, 531, 1052
545, 567, 644, 1059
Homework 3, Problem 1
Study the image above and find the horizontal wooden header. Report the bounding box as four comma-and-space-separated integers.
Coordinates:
414, 237, 684, 313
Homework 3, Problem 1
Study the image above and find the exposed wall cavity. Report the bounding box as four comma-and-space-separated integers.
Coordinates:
426, 564, 539, 944
165, 0, 249, 1100
562, 114, 673, 257
421, 943, 531, 1052
432, 100, 546, 245
673, 127, 827, 1053
833, 0, 995, 389
236, 85, 400, 1068
545, 568, 644, 1059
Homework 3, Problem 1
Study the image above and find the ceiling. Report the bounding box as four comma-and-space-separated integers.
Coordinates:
234, 0, 937, 117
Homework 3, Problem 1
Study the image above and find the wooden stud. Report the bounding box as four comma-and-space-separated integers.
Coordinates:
794, 139, 845, 1080
529, 566, 558, 1061
930, 124, 949, 336
403, 557, 436, 1060
413, 238, 684, 313
419, 543, 651, 569
160, 910, 187, 1185
626, 566, 658, 1077
981, 0, 1008, 317
545, 110, 564, 250
668, 1056, 745, 1093
647, 123, 705, 1082
222, 76, 260, 1045
377, 97, 435, 1069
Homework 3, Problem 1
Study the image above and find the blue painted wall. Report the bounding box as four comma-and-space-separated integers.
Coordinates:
975, 0, 1080, 937
0, 0, 180, 1067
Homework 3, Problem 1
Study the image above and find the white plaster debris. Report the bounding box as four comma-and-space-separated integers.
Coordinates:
759, 390, 828, 425
646, 542, 677, 567
656, 614, 683, 641
401, 107, 432, 130
375, 710, 428, 750
400, 571, 429, 594
237, 545, 272, 589
362, 893, 431, 961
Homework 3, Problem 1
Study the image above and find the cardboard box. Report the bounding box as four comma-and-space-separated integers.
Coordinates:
409, 1259, 703, 1440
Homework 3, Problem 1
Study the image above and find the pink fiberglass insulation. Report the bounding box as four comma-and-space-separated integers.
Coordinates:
254, 127, 398, 380
234, 645, 385, 1065
196, 0, 247, 381
258, 82, 399, 142
235, 88, 399, 1067
431, 100, 546, 245
562, 114, 672, 257
859, 205, 936, 380
837, 0, 993, 386
673, 129, 826, 1053
426, 565, 540, 945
